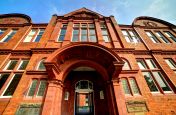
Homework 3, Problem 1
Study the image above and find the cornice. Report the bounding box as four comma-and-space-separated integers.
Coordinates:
26, 70, 47, 75
31, 48, 57, 54
11, 50, 31, 56
120, 70, 139, 74
0, 49, 11, 55
112, 48, 135, 54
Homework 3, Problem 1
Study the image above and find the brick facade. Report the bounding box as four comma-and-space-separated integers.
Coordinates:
0, 8, 176, 115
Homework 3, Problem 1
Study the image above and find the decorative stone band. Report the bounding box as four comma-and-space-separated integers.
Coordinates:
18, 103, 41, 108
126, 100, 149, 113
48, 79, 64, 87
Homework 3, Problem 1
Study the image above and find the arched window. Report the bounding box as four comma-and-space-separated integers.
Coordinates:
121, 78, 131, 95
121, 77, 140, 95
129, 78, 140, 95
122, 59, 131, 70
37, 59, 46, 70
75, 80, 93, 90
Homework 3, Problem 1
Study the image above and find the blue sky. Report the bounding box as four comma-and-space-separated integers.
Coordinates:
0, 0, 176, 25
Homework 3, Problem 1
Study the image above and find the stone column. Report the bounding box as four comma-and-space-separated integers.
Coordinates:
42, 79, 63, 115
94, 18, 104, 45
105, 18, 119, 48
106, 81, 119, 115
112, 80, 127, 115
62, 18, 73, 46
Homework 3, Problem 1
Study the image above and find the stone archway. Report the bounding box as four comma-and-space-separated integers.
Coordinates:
42, 43, 124, 115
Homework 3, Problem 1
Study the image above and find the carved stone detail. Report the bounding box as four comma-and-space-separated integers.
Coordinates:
143, 21, 157, 27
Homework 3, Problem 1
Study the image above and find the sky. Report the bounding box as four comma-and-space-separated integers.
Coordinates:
0, 0, 176, 25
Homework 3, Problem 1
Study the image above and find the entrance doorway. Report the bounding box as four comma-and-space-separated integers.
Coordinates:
62, 67, 110, 115
75, 80, 94, 115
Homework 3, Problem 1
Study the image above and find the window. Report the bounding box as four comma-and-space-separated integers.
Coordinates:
100, 23, 110, 42
0, 29, 6, 35
17, 60, 29, 70
122, 59, 131, 70
129, 78, 140, 94
27, 79, 47, 97
0, 74, 10, 90
137, 59, 147, 69
121, 78, 140, 95
23, 29, 36, 42
4, 60, 18, 70
33, 29, 45, 42
121, 78, 131, 95
72, 23, 97, 42
165, 59, 176, 73
122, 30, 140, 43
0, 59, 29, 98
4, 59, 29, 71
0, 29, 17, 42
164, 31, 176, 42
137, 58, 172, 93
23, 29, 45, 42
58, 24, 67, 41
145, 31, 160, 43
2, 74, 22, 97
155, 32, 170, 43
37, 59, 46, 70
16, 104, 41, 115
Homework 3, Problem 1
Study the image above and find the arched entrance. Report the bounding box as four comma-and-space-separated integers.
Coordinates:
42, 43, 124, 115
62, 66, 109, 115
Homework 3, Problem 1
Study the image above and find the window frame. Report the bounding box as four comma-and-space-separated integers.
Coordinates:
155, 31, 171, 43
0, 59, 29, 98
57, 24, 68, 42
23, 28, 45, 42
122, 29, 141, 43
0, 29, 6, 36
164, 31, 176, 42
26, 79, 47, 98
71, 23, 97, 42
0, 74, 22, 98
17, 60, 29, 71
165, 58, 176, 73
100, 23, 110, 42
3, 60, 18, 71
145, 31, 160, 43
121, 77, 141, 96
36, 59, 46, 70
137, 58, 173, 94
122, 59, 131, 70
0, 29, 18, 42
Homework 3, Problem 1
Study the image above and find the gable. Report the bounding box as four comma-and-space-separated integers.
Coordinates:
63, 7, 104, 18
132, 16, 175, 28
0, 13, 31, 24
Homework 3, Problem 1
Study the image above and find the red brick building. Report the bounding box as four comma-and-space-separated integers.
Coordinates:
0, 8, 176, 115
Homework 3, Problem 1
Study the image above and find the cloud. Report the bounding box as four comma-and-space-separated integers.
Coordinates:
49, 3, 65, 16
140, 0, 176, 24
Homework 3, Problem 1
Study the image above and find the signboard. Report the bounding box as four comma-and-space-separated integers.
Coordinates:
126, 100, 148, 113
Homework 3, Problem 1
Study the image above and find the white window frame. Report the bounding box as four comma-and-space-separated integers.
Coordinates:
36, 80, 47, 97
146, 31, 159, 43
36, 59, 46, 70
165, 59, 176, 69
0, 30, 12, 42
0, 74, 15, 98
32, 30, 40, 42
23, 29, 37, 42
145, 59, 157, 69
3, 60, 18, 71
155, 32, 170, 43
152, 71, 173, 93
17, 60, 29, 71
142, 72, 160, 94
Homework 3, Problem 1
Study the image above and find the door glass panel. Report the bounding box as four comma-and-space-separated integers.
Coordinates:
76, 93, 93, 115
